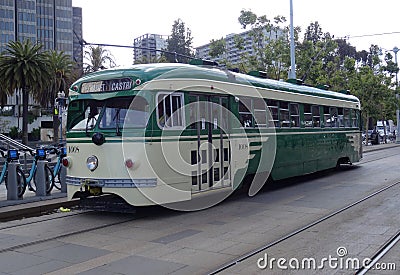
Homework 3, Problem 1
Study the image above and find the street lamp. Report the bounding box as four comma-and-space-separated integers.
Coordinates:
288, 0, 296, 79
392, 46, 400, 143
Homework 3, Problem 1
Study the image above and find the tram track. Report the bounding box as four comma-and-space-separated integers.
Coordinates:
0, 211, 140, 254
208, 179, 400, 274
0, 204, 174, 255
356, 230, 400, 275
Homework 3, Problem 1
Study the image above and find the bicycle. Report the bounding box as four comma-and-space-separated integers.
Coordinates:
20, 148, 54, 194
42, 145, 67, 190
0, 147, 27, 198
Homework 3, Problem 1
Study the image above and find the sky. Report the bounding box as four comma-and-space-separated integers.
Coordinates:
72, 0, 400, 67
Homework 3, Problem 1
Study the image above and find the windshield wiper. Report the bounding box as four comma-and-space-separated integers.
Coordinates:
113, 108, 122, 136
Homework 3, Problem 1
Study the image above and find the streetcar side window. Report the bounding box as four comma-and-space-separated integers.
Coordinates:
280, 101, 290, 128
324, 106, 338, 128
238, 97, 253, 128
344, 108, 351, 128
312, 105, 321, 127
290, 103, 300, 127
253, 98, 267, 128
267, 99, 279, 127
157, 93, 184, 129
304, 104, 313, 127
337, 108, 344, 127
350, 109, 359, 128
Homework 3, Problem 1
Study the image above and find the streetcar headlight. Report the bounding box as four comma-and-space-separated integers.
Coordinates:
86, 155, 98, 171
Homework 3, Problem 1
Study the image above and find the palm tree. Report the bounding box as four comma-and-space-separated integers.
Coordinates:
83, 45, 116, 73
0, 40, 51, 145
41, 50, 74, 142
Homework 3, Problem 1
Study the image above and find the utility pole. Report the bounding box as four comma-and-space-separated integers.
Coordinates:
288, 0, 296, 79
393, 46, 400, 143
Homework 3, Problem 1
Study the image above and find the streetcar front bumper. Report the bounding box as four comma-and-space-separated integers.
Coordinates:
66, 176, 157, 188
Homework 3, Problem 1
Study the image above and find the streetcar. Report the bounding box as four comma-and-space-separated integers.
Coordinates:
65, 62, 362, 210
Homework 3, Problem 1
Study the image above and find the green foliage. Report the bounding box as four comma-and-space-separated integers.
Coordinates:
134, 55, 169, 64
83, 45, 116, 73
234, 10, 400, 125
9, 126, 21, 139
164, 19, 194, 63
31, 127, 40, 141
235, 10, 293, 80
209, 37, 226, 59
0, 39, 51, 145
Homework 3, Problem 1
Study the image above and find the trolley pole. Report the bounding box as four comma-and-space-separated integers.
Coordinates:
393, 47, 400, 144
288, 0, 296, 79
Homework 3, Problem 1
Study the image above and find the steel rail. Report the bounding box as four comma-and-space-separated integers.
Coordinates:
355, 230, 400, 275
208, 180, 400, 274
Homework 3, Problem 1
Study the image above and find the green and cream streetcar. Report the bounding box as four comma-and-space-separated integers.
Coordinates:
65, 62, 362, 210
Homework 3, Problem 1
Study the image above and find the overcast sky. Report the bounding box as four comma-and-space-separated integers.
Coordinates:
72, 0, 400, 66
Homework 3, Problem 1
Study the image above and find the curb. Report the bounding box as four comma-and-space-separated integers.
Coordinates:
0, 197, 80, 221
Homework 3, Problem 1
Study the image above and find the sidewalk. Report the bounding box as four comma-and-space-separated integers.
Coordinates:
0, 184, 77, 221
362, 142, 400, 153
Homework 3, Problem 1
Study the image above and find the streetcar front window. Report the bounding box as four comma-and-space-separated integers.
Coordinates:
99, 96, 149, 129
68, 96, 149, 132
70, 100, 102, 131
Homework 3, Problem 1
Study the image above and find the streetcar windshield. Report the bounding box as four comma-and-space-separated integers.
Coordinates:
68, 96, 149, 132
99, 96, 149, 129
70, 100, 102, 131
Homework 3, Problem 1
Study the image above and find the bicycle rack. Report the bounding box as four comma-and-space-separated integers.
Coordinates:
7, 163, 20, 200
60, 165, 67, 193
35, 160, 48, 196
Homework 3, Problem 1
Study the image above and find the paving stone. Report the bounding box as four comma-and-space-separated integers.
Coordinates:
151, 229, 202, 244
32, 243, 110, 264
94, 255, 185, 275
0, 251, 49, 274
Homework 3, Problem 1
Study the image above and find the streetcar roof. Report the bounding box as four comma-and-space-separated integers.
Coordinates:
70, 63, 360, 103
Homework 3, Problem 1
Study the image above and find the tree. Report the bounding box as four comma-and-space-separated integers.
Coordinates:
0, 40, 51, 144
236, 10, 294, 80
164, 19, 194, 63
44, 50, 75, 142
134, 54, 168, 64
83, 45, 116, 73
209, 37, 226, 59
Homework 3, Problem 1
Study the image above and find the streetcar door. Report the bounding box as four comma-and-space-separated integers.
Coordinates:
189, 94, 231, 193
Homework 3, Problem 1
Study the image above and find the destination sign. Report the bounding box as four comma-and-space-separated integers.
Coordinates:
81, 78, 133, 93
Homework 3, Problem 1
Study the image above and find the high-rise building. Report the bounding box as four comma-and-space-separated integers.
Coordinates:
0, 0, 82, 64
196, 28, 282, 65
72, 6, 83, 66
133, 33, 169, 63
0, 0, 83, 128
